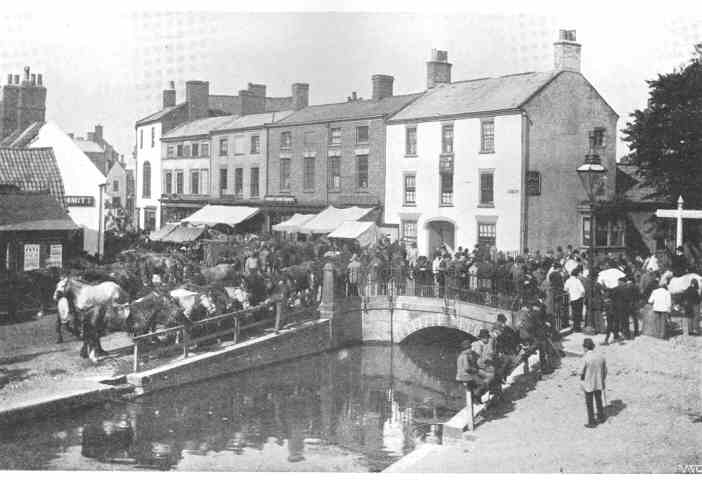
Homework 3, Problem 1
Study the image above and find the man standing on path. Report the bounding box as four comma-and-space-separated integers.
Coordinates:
581, 338, 607, 428
564, 267, 585, 332
347, 254, 361, 297
648, 282, 672, 339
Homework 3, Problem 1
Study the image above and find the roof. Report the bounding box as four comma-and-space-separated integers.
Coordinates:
149, 223, 178, 242
1, 121, 44, 148
298, 206, 374, 234
328, 221, 376, 239
389, 71, 561, 122
616, 163, 671, 204
0, 191, 78, 231
181, 205, 260, 227
212, 111, 294, 133
74, 139, 104, 153
271, 93, 423, 126
154, 224, 206, 243
0, 147, 66, 206
135, 103, 187, 127
271, 213, 316, 233
162, 115, 237, 140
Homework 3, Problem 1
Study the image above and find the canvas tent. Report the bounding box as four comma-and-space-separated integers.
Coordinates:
180, 205, 260, 227
149, 223, 178, 242
153, 225, 206, 244
298, 206, 373, 235
272, 213, 315, 234
328, 221, 379, 247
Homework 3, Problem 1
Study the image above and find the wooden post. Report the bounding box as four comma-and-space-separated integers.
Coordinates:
133, 341, 140, 373
466, 387, 475, 431
319, 263, 335, 319
275, 300, 283, 333
182, 327, 189, 359
677, 195, 684, 248
234, 315, 240, 343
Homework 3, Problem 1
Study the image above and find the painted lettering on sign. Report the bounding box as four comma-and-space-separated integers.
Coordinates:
65, 196, 95, 207
23, 244, 40, 271
526, 171, 541, 196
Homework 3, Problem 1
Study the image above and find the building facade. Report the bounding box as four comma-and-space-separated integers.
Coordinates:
266, 77, 420, 225
385, 32, 618, 255
71, 124, 121, 176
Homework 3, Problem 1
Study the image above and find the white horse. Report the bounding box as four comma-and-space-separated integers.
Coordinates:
224, 286, 251, 309
665, 271, 702, 296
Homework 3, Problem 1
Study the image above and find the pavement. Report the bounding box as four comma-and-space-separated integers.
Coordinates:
388, 331, 702, 474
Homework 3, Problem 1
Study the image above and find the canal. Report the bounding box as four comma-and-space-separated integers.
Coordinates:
0, 340, 466, 472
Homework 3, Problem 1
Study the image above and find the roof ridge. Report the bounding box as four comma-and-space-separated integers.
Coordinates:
286, 92, 423, 111
445, 70, 550, 86
0, 146, 53, 151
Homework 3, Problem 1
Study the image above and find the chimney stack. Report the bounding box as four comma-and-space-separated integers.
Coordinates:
239, 89, 265, 115
291, 83, 309, 110
163, 80, 176, 108
247, 83, 266, 98
13, 75, 19, 84
37, 74, 42, 86
23, 66, 30, 84
371, 74, 394, 101
94, 124, 103, 143
31, 74, 36, 85
185, 80, 209, 120
426, 49, 452, 89
553, 29, 581, 72
7, 74, 11, 84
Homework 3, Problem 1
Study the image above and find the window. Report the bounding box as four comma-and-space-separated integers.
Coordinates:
183, 144, 191, 157
166, 145, 175, 158
234, 168, 243, 197
406, 126, 417, 155
590, 127, 606, 149
219, 168, 228, 192
144, 208, 156, 232
480, 118, 495, 153
164, 171, 173, 194
584, 217, 625, 248
250, 135, 260, 154
328, 156, 341, 190
175, 170, 184, 194
250, 167, 260, 198
442, 124, 454, 154
304, 157, 315, 191
403, 174, 416, 205
112, 180, 119, 192
176, 144, 184, 157
479, 172, 494, 205
356, 154, 369, 189
304, 131, 315, 147
112, 196, 121, 208
478, 223, 497, 247
440, 172, 453, 205
582, 216, 592, 246
280, 159, 291, 190
234, 135, 245, 155
139, 129, 143, 149
281, 131, 292, 149
151, 127, 155, 148
219, 138, 228, 156
401, 220, 417, 245
201, 143, 209, 157
200, 169, 209, 195
329, 127, 341, 145
190, 170, 200, 195
142, 161, 151, 198
191, 143, 199, 157
356, 126, 369, 144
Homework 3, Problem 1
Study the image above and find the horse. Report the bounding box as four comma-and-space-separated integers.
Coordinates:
665, 271, 702, 296
128, 291, 187, 337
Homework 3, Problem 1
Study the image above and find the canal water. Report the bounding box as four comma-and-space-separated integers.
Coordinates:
0, 342, 465, 472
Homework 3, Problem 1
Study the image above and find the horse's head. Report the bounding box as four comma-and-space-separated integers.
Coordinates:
53, 276, 70, 301
199, 294, 217, 316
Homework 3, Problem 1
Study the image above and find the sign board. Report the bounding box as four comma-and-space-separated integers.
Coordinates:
264, 195, 296, 204
47, 244, 63, 268
65, 195, 95, 207
526, 171, 541, 196
23, 244, 40, 271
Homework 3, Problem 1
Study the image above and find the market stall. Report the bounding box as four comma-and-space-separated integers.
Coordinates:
297, 206, 374, 235
327, 221, 379, 248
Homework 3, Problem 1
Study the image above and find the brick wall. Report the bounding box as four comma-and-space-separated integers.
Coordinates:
522, 71, 618, 251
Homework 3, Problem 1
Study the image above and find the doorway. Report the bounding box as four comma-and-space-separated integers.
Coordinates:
426, 220, 455, 255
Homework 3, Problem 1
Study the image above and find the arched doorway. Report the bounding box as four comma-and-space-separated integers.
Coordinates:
426, 220, 455, 255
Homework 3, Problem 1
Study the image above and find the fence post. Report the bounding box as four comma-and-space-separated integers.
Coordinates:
182, 327, 189, 359
275, 299, 284, 332
133, 340, 140, 373
234, 315, 239, 344
466, 388, 475, 431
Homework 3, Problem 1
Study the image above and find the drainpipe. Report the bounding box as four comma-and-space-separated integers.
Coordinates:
98, 182, 106, 263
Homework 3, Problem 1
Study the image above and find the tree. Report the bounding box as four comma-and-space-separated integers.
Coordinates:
621, 50, 702, 207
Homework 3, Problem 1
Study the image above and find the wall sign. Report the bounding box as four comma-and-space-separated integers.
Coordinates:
264, 195, 296, 204
23, 244, 40, 271
65, 195, 95, 207
526, 171, 541, 196
48, 244, 63, 268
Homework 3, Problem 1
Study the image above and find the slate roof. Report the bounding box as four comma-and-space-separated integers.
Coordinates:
162, 115, 238, 140
135, 103, 187, 127
0, 191, 78, 231
389, 71, 561, 122
74, 139, 104, 153
271, 93, 423, 126
1, 121, 44, 148
0, 147, 66, 207
212, 111, 294, 133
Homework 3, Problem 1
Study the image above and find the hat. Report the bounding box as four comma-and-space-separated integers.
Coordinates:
478, 328, 490, 339
582, 338, 595, 350
496, 313, 508, 324
460, 339, 474, 350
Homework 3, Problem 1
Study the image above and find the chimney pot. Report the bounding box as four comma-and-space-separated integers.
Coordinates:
553, 29, 581, 72
13, 75, 19, 84
185, 80, 209, 120
163, 80, 177, 108
247, 83, 266, 98
37, 74, 43, 86
31, 73, 36, 85
291, 83, 309, 110
7, 74, 11, 84
426, 49, 452, 89
371, 74, 394, 100
169, 80, 175, 89
24, 66, 30, 82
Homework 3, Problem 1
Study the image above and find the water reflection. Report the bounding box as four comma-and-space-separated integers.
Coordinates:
0, 344, 464, 471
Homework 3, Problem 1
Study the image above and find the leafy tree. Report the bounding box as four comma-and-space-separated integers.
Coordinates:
621, 47, 702, 207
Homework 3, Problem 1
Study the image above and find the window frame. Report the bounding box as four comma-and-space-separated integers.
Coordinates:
190, 169, 200, 195
590, 127, 606, 149
479, 170, 495, 206
355, 125, 369, 144
401, 220, 418, 245
328, 156, 341, 191
164, 170, 173, 195
250, 135, 260, 154
279, 158, 291, 191
219, 168, 228, 192
233, 135, 246, 155
439, 171, 453, 206
176, 144, 184, 157
175, 170, 184, 194
200, 169, 209, 195
356, 154, 369, 191
441, 123, 454, 154
480, 118, 495, 154
191, 143, 199, 157
219, 137, 228, 156
151, 127, 155, 148
582, 216, 625, 248
280, 131, 292, 150
329, 127, 342, 146
234, 168, 244, 198
477, 222, 497, 247
112, 180, 119, 192
405, 126, 417, 156
250, 167, 260, 198
303, 156, 315, 192
201, 142, 210, 157
403, 173, 416, 206
142, 161, 151, 198
166, 144, 175, 158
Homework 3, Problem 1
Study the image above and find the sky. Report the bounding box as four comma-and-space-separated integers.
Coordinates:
0, 4, 701, 167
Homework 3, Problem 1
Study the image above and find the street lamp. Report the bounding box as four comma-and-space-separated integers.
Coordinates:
576, 153, 607, 335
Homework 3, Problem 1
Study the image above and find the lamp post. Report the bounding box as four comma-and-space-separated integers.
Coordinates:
576, 153, 607, 335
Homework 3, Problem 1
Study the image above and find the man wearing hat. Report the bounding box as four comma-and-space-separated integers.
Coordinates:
347, 253, 362, 296
456, 338, 480, 403
580, 337, 607, 428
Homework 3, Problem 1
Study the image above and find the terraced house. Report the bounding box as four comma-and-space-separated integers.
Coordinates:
385, 31, 618, 255
265, 76, 421, 225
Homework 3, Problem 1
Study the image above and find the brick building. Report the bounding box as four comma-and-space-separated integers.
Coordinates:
135, 80, 302, 231
71, 124, 121, 175
266, 77, 421, 225
0, 66, 46, 141
385, 31, 618, 255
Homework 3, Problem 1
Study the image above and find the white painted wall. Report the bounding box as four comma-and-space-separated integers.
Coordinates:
212, 128, 267, 198
29, 121, 107, 255
135, 122, 163, 229
385, 114, 523, 256
162, 156, 211, 194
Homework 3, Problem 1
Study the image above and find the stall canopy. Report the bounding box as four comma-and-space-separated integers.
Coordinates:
272, 213, 316, 234
328, 221, 379, 247
180, 205, 260, 227
149, 223, 178, 242
163, 225, 206, 243
298, 206, 373, 235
